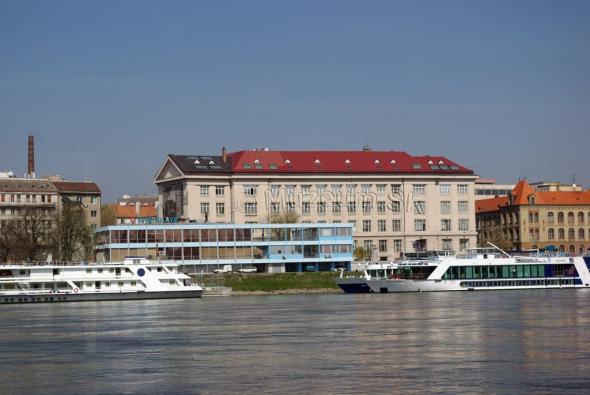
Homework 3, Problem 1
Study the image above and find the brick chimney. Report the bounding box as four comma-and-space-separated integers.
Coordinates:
28, 135, 35, 178
222, 146, 227, 163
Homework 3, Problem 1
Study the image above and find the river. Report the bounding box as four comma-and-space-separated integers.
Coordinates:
1, 290, 589, 394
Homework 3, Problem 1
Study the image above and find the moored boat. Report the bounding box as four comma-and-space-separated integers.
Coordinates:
0, 257, 202, 304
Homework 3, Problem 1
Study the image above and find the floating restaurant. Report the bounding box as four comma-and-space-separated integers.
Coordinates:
94, 223, 354, 273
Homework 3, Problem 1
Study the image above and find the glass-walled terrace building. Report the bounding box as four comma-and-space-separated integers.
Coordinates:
95, 223, 354, 273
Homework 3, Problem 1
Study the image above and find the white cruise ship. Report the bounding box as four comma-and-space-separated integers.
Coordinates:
0, 257, 202, 304
337, 248, 590, 293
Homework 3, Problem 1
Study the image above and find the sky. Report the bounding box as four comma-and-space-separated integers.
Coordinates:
1, 0, 589, 202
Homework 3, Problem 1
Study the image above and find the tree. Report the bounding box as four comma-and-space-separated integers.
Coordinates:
52, 204, 93, 262
20, 207, 52, 261
101, 204, 116, 226
0, 220, 20, 263
268, 211, 299, 224
353, 245, 372, 261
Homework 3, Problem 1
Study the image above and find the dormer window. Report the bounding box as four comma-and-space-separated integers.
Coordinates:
374, 159, 380, 165
528, 195, 536, 205
254, 159, 260, 164
284, 159, 291, 165
314, 159, 320, 166
438, 160, 444, 165
427, 160, 433, 165
194, 159, 200, 165
208, 160, 214, 165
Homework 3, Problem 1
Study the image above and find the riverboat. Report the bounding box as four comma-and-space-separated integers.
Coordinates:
337, 248, 590, 293
0, 257, 202, 304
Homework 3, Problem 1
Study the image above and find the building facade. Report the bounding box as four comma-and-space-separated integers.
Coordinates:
154, 148, 478, 259
476, 180, 590, 254
52, 181, 102, 230
95, 223, 354, 273
113, 195, 158, 224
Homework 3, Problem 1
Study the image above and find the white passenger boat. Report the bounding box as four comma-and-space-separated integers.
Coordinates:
0, 257, 202, 304
337, 247, 590, 293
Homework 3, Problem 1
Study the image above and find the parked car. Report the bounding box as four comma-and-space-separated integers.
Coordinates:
213, 265, 233, 274
238, 266, 257, 273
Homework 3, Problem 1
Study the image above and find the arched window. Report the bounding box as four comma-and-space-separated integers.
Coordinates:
568, 228, 575, 240
579, 245, 585, 255
558, 228, 565, 239
547, 212, 554, 224
559, 245, 565, 252
578, 212, 585, 224
534, 213, 539, 223
579, 228, 585, 240
569, 245, 576, 254
568, 212, 574, 224
558, 212, 564, 224
548, 228, 555, 240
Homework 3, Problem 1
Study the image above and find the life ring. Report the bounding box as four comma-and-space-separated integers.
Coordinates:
74, 288, 80, 293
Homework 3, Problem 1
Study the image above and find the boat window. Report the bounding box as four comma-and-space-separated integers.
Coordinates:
118, 282, 124, 287
130, 281, 136, 286
97, 268, 103, 273
86, 269, 92, 273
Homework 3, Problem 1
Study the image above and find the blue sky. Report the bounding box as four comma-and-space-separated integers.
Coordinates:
1, 0, 589, 202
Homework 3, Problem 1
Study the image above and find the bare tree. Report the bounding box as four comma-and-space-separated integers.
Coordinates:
100, 204, 116, 226
52, 204, 92, 262
0, 220, 20, 263
268, 211, 299, 224
20, 207, 52, 261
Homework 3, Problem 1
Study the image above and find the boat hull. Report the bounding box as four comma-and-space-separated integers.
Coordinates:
0, 289, 203, 304
334, 277, 373, 293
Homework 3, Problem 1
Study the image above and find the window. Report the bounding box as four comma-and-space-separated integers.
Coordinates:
442, 239, 452, 251
362, 220, 372, 232
441, 219, 452, 231
286, 202, 295, 213
244, 185, 257, 195
378, 219, 386, 232
317, 202, 326, 215
271, 202, 280, 214
393, 239, 402, 252
215, 186, 225, 196
347, 202, 356, 214
302, 185, 311, 196
362, 184, 371, 194
440, 201, 451, 215
285, 185, 295, 196
459, 239, 469, 251
458, 201, 468, 214
457, 185, 468, 195
377, 201, 386, 214
558, 228, 565, 239
362, 201, 372, 214
347, 184, 357, 195
440, 184, 450, 195
90, 210, 97, 218
568, 228, 575, 240
376, 185, 386, 195
379, 240, 387, 252
568, 212, 574, 224
363, 240, 373, 252
245, 203, 257, 215
302, 202, 311, 215
331, 185, 342, 196
91, 196, 98, 204
391, 201, 400, 213
200, 185, 209, 196
216, 203, 225, 216
200, 202, 209, 215
269, 185, 280, 197
332, 202, 341, 214
548, 228, 555, 240
548, 212, 554, 224
392, 219, 401, 232
578, 212, 584, 224
415, 219, 426, 231
413, 184, 425, 195
414, 201, 426, 215
459, 219, 469, 231
579, 228, 585, 240
391, 184, 401, 195
316, 184, 326, 195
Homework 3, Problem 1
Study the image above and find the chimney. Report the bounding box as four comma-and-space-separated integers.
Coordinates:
222, 146, 227, 163
28, 135, 35, 178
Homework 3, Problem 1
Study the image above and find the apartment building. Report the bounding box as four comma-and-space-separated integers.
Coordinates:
52, 181, 102, 230
476, 180, 590, 254
0, 177, 59, 230
154, 148, 478, 260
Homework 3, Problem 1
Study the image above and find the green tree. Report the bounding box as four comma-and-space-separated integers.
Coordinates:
353, 245, 372, 261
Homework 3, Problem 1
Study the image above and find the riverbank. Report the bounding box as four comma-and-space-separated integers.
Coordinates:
193, 272, 360, 295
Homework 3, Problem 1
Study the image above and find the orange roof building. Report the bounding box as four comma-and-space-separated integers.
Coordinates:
476, 180, 590, 254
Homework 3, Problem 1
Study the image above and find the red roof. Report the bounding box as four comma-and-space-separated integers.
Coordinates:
476, 180, 590, 213
115, 205, 157, 219
228, 150, 472, 174
52, 181, 101, 194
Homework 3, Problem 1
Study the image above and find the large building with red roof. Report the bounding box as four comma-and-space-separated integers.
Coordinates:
476, 180, 590, 254
154, 147, 478, 260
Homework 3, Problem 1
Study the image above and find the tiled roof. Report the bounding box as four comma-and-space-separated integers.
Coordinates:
0, 178, 57, 193
52, 181, 101, 194
115, 205, 157, 218
476, 180, 590, 213
229, 150, 472, 174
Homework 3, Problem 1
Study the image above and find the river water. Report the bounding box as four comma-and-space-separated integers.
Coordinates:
1, 290, 589, 394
